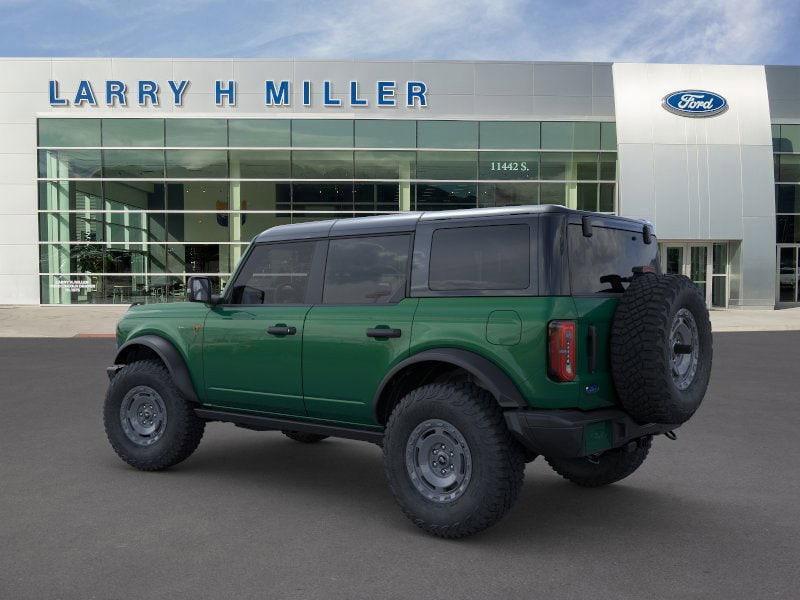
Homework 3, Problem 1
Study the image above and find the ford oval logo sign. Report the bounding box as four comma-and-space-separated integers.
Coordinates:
662, 90, 728, 117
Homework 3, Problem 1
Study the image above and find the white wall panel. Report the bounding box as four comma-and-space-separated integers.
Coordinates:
0, 214, 36, 245
0, 274, 39, 304
614, 62, 775, 306
0, 243, 38, 275
0, 124, 36, 153
0, 154, 37, 185
233, 60, 294, 94
0, 59, 51, 93
170, 60, 235, 94
51, 59, 114, 94
0, 184, 37, 214
0, 93, 52, 123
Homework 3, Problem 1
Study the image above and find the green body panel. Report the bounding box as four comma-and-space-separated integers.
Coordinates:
301, 298, 419, 426
114, 296, 621, 425
486, 310, 522, 346
410, 296, 612, 411
202, 305, 311, 416
115, 302, 210, 398
411, 297, 576, 409
572, 297, 620, 409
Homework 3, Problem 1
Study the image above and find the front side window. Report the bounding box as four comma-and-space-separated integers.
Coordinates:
568, 224, 659, 294
429, 224, 530, 291
323, 235, 410, 304
228, 241, 316, 305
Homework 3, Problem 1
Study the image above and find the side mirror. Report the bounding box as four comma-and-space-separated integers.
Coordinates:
186, 276, 212, 304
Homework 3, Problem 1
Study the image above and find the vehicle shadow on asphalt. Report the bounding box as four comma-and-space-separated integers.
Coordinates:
127, 424, 788, 557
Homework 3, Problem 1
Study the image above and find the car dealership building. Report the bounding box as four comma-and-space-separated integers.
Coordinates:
0, 57, 798, 308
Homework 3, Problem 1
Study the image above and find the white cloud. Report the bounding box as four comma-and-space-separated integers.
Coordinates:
571, 0, 785, 64
230, 0, 525, 59
227, 0, 794, 64
0, 0, 796, 64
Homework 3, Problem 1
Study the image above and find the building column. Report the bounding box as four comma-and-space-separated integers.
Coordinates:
229, 158, 242, 272
399, 161, 411, 212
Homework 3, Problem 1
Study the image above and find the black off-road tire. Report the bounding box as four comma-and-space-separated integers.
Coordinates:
610, 273, 712, 425
546, 436, 652, 487
281, 430, 329, 443
383, 381, 525, 539
103, 359, 205, 471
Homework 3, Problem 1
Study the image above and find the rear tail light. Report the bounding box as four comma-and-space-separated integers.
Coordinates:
548, 320, 576, 382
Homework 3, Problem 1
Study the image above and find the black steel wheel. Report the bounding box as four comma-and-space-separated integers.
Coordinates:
104, 359, 205, 471
383, 380, 524, 539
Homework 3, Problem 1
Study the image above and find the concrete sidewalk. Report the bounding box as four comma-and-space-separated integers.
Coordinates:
2, 303, 800, 337
0, 305, 128, 338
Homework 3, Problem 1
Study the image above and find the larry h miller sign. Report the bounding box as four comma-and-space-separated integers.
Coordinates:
47, 79, 429, 108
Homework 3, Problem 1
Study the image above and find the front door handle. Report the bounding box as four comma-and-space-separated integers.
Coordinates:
366, 327, 402, 339
267, 324, 297, 336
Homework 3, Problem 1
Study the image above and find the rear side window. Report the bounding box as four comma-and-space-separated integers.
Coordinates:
429, 224, 530, 291
229, 241, 316, 304
323, 235, 410, 304
568, 224, 658, 294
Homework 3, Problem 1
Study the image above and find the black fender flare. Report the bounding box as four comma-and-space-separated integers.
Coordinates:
114, 335, 199, 403
372, 348, 527, 420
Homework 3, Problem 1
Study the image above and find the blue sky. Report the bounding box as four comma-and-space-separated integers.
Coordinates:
1, 0, 798, 65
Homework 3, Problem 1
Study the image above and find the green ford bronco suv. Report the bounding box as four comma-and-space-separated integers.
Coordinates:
104, 205, 712, 538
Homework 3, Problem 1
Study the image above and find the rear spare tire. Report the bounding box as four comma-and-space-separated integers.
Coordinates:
610, 273, 712, 425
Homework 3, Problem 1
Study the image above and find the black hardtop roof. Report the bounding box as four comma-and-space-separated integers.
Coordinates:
253, 205, 651, 243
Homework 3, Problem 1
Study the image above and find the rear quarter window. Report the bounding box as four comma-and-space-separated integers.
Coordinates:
429, 224, 530, 291
568, 224, 658, 294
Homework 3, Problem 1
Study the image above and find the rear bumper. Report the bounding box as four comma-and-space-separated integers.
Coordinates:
504, 408, 675, 458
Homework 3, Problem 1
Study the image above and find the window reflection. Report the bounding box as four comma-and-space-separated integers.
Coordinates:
479, 122, 540, 149
417, 121, 478, 149
166, 150, 227, 178
37, 117, 620, 304
415, 183, 477, 211
39, 119, 100, 147
416, 151, 477, 180
38, 149, 102, 178
478, 182, 539, 207
166, 119, 227, 147
103, 119, 164, 147
103, 150, 165, 178
292, 120, 353, 147
229, 120, 290, 147
292, 150, 353, 179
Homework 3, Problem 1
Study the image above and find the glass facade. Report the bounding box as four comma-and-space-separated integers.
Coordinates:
774, 124, 800, 303
37, 117, 617, 304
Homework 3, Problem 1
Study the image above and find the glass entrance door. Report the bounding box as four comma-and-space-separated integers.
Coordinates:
777, 245, 799, 304
689, 245, 709, 301
664, 245, 684, 275
660, 242, 714, 306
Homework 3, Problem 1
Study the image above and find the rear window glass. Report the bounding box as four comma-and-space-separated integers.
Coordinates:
323, 235, 410, 304
568, 224, 658, 294
429, 224, 530, 291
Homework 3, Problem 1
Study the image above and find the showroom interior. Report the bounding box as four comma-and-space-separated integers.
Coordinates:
1, 58, 798, 307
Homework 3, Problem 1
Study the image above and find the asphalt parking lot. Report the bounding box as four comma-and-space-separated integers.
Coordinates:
2, 333, 799, 599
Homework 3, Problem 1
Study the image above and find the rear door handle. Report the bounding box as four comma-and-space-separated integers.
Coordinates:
267, 324, 297, 336
366, 327, 402, 339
